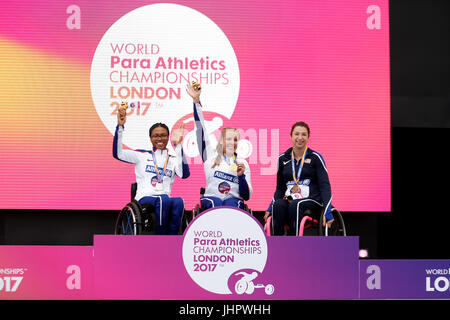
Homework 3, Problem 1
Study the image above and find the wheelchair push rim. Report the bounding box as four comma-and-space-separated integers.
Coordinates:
319, 208, 346, 236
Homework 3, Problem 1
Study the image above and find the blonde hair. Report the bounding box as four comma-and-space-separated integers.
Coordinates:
212, 127, 240, 168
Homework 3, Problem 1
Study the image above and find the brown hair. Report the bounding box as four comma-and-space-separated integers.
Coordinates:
290, 121, 310, 136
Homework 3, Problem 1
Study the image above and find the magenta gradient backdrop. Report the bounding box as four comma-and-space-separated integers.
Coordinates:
0, 0, 390, 211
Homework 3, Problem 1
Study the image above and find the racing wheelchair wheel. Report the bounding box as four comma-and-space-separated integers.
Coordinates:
115, 200, 142, 235
115, 200, 157, 235
180, 209, 195, 234
243, 203, 253, 215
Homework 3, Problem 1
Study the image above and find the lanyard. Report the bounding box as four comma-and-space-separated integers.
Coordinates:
152, 150, 169, 183
223, 154, 236, 165
291, 147, 307, 185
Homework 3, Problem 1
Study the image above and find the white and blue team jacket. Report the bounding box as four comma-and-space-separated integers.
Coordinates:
193, 102, 252, 201
113, 125, 190, 201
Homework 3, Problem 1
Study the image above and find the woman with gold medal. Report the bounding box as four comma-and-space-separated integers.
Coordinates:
113, 103, 190, 235
186, 82, 252, 209
264, 122, 334, 235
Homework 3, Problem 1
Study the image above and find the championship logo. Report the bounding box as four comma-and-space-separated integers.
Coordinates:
90, 3, 240, 152
182, 207, 273, 295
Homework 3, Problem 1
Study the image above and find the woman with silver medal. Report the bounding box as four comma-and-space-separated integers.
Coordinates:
186, 82, 252, 209
264, 122, 334, 235
113, 103, 190, 235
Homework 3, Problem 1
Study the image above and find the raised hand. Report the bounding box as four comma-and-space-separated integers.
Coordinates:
186, 81, 201, 103
172, 123, 185, 146
117, 103, 127, 126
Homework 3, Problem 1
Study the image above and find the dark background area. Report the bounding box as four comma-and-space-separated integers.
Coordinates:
0, 0, 449, 259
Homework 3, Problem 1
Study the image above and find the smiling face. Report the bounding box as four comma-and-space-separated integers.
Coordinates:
150, 126, 170, 150
290, 125, 309, 150
221, 128, 239, 156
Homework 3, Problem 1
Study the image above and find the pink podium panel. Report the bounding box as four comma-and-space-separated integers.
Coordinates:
0, 246, 93, 299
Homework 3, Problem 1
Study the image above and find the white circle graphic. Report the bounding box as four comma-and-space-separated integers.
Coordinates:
90, 4, 240, 150
182, 207, 268, 294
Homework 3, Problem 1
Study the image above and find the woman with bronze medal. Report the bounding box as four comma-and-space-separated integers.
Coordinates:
186, 82, 252, 209
113, 103, 190, 235
264, 122, 334, 235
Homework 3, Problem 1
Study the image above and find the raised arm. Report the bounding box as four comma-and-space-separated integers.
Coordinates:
113, 104, 138, 164
186, 82, 214, 162
172, 124, 190, 179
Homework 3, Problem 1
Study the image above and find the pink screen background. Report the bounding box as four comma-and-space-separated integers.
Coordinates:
0, 0, 390, 211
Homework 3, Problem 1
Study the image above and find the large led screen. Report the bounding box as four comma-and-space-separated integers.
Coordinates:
0, 0, 390, 211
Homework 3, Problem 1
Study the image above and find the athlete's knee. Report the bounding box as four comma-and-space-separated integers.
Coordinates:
158, 194, 170, 202
273, 199, 288, 215
201, 197, 222, 208
171, 197, 184, 207
223, 198, 239, 207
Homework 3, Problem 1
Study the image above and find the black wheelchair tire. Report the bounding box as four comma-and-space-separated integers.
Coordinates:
333, 208, 347, 236
180, 210, 195, 234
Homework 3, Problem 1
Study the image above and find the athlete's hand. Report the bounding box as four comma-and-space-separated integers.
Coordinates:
264, 211, 271, 222
172, 124, 185, 146
236, 162, 246, 176
186, 82, 201, 103
117, 106, 126, 126
322, 215, 334, 229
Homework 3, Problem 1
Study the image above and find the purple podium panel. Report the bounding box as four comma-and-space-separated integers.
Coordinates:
360, 260, 450, 299
94, 208, 358, 299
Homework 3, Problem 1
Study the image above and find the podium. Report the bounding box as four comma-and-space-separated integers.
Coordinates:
0, 208, 448, 300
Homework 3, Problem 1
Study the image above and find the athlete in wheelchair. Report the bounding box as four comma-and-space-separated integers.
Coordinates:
186, 82, 253, 218
113, 103, 190, 235
263, 121, 346, 236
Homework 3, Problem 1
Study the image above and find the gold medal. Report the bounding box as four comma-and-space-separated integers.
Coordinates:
192, 81, 201, 90
229, 163, 237, 172
119, 102, 127, 121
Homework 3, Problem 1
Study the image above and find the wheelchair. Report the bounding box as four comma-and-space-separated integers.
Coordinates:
114, 183, 158, 235
264, 206, 346, 237
114, 183, 192, 235
184, 187, 253, 230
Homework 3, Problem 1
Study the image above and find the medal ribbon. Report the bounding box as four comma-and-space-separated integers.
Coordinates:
152, 150, 169, 183
223, 154, 236, 165
291, 147, 308, 185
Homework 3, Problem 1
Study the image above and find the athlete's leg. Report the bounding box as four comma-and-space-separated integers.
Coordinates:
288, 199, 323, 236
139, 194, 170, 235
222, 197, 244, 209
167, 197, 185, 235
272, 199, 289, 236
